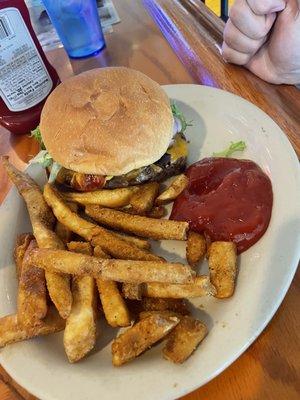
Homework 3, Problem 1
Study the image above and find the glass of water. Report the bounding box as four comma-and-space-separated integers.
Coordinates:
42, 0, 106, 58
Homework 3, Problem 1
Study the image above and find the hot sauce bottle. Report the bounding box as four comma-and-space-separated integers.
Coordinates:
0, 0, 60, 134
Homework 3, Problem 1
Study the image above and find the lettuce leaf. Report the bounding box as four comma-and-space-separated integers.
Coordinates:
171, 102, 192, 133
48, 161, 62, 183
28, 150, 53, 168
213, 141, 246, 157
30, 126, 45, 149
28, 149, 62, 182
29, 126, 62, 182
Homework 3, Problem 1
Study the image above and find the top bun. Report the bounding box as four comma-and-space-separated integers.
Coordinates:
40, 67, 173, 176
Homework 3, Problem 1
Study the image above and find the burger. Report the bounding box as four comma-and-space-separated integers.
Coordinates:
30, 67, 191, 191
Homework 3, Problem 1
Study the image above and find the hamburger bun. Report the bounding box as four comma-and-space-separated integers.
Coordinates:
40, 67, 174, 176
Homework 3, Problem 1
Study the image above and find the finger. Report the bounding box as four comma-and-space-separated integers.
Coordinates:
245, 44, 283, 84
223, 19, 265, 55
247, 0, 286, 15
229, 0, 277, 39
222, 42, 252, 65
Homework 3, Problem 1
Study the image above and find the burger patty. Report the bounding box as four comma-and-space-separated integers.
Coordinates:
106, 154, 186, 188
56, 133, 188, 191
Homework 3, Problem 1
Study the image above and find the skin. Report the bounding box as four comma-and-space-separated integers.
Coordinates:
222, 0, 300, 84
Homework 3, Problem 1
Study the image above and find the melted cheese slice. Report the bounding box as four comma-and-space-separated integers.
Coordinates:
167, 134, 188, 162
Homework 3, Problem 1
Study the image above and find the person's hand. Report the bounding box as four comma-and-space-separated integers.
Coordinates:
222, 0, 300, 84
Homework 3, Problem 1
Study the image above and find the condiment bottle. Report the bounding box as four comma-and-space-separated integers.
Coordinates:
0, 0, 60, 134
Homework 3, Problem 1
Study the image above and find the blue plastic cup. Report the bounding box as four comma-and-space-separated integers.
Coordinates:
42, 0, 106, 58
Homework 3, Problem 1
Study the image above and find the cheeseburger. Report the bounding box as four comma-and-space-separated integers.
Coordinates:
31, 67, 190, 191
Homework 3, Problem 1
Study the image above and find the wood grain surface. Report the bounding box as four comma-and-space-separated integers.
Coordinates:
144, 0, 300, 156
0, 1, 299, 400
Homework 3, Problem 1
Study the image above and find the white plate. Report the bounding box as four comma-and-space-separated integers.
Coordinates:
0, 85, 299, 400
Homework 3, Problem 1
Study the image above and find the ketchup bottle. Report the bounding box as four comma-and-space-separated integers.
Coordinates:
0, 0, 60, 134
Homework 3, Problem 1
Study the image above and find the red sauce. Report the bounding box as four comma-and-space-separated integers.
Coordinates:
72, 173, 106, 192
170, 158, 273, 253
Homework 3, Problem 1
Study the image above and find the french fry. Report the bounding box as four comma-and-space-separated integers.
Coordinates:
92, 234, 160, 261
122, 283, 144, 300
55, 202, 78, 244
144, 276, 216, 298
140, 298, 190, 315
139, 310, 180, 320
44, 271, 72, 319
85, 206, 189, 240
3, 159, 72, 319
44, 184, 160, 261
208, 241, 237, 298
93, 245, 110, 258
163, 316, 207, 363
186, 231, 207, 268
64, 240, 96, 362
17, 240, 47, 327
64, 276, 96, 362
26, 249, 195, 284
55, 223, 72, 244
120, 221, 154, 298
129, 182, 159, 214
62, 187, 137, 208
97, 280, 131, 327
147, 206, 166, 219
120, 205, 166, 219
0, 306, 65, 348
155, 174, 188, 205
14, 233, 34, 279
67, 241, 93, 255
93, 247, 131, 327
114, 232, 150, 250
44, 183, 100, 241
111, 314, 180, 366
2, 158, 55, 241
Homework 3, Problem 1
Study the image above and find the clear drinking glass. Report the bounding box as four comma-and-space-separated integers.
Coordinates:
42, 0, 106, 58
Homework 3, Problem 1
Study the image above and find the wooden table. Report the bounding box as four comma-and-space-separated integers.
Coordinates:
0, 1, 299, 399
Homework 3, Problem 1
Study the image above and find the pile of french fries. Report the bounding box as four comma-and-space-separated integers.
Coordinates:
0, 158, 238, 366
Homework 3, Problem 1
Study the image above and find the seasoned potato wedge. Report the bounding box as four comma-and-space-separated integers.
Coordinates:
163, 316, 207, 363
17, 239, 47, 327
208, 241, 237, 298
129, 182, 159, 214
186, 231, 206, 268
3, 159, 71, 319
156, 174, 188, 205
112, 314, 180, 366
0, 307, 64, 348
64, 240, 96, 362
14, 233, 34, 279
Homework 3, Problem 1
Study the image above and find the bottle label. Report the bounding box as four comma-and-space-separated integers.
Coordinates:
0, 7, 53, 112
